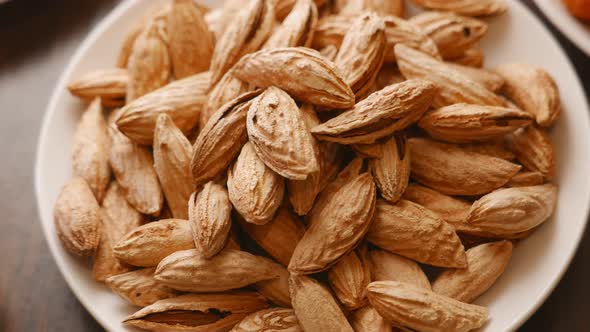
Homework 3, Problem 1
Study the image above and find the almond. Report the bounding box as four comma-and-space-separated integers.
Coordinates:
191, 90, 262, 186
403, 183, 470, 225
409, 11, 488, 59
232, 47, 355, 109
247, 87, 320, 180
254, 264, 292, 307
289, 274, 355, 332
105, 268, 179, 307
334, 12, 386, 98
189, 182, 232, 258
467, 184, 558, 236
228, 142, 285, 225
239, 207, 306, 266
451, 48, 484, 67
72, 98, 111, 202
367, 281, 488, 332
505, 171, 545, 187
289, 173, 376, 274
113, 219, 194, 267
368, 249, 431, 289
231, 308, 302, 332
67, 69, 128, 107
210, 0, 275, 84
369, 134, 410, 203
116, 71, 210, 145
167, 0, 214, 78
506, 125, 556, 180
311, 79, 437, 144
153, 114, 193, 219
445, 62, 504, 92
53, 178, 101, 256
264, 0, 318, 49
127, 19, 171, 102
108, 126, 163, 215
496, 63, 561, 127
410, 0, 507, 16
155, 248, 281, 292
124, 292, 268, 331
350, 306, 391, 332
338, 0, 404, 17
395, 44, 506, 108
418, 103, 533, 143
327, 250, 371, 310
367, 199, 467, 268
408, 137, 521, 195
432, 240, 513, 303
202, 70, 249, 131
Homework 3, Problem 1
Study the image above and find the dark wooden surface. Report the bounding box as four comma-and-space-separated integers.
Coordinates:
0, 1, 588, 331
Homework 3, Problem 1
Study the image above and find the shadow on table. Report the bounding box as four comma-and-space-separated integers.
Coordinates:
0, 0, 118, 73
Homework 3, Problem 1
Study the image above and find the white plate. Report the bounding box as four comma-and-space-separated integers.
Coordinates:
533, 0, 590, 56
35, 0, 590, 331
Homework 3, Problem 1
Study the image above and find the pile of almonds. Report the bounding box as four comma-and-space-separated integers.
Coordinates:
57, 0, 559, 331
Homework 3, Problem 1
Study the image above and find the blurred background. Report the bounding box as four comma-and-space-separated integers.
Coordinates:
0, 0, 588, 331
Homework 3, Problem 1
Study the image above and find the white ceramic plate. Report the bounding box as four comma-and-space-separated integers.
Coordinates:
35, 0, 590, 331
533, 0, 590, 56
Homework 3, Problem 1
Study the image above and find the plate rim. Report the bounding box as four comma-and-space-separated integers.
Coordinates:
532, 0, 590, 56
34, 0, 590, 331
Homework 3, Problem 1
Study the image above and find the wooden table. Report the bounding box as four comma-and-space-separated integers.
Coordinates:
0, 1, 588, 331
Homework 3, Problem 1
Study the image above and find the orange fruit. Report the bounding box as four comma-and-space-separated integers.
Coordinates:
562, 0, 590, 20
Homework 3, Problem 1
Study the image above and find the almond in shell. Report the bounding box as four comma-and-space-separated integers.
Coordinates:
410, 0, 507, 16
228, 142, 285, 225
231, 308, 302, 332
72, 98, 111, 202
108, 126, 163, 215
467, 184, 558, 236
127, 19, 171, 102
67, 69, 128, 107
247, 87, 320, 180
327, 250, 371, 310
506, 125, 555, 180
54, 178, 101, 256
189, 182, 232, 258
154, 248, 281, 292
369, 134, 410, 204
232, 47, 355, 109
289, 274, 355, 332
395, 44, 505, 108
334, 12, 386, 98
403, 183, 470, 226
311, 79, 437, 144
418, 103, 533, 143
408, 137, 521, 196
409, 11, 488, 59
116, 71, 211, 145
264, 0, 318, 49
210, 0, 275, 84
201, 70, 249, 131
124, 292, 268, 331
432, 240, 513, 303
254, 263, 292, 307
113, 219, 194, 267
367, 199, 467, 268
368, 249, 431, 290
191, 90, 262, 186
167, 0, 214, 78
367, 281, 488, 332
239, 206, 306, 266
153, 114, 193, 219
350, 306, 391, 332
289, 173, 376, 274
105, 268, 179, 307
495, 63, 561, 127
